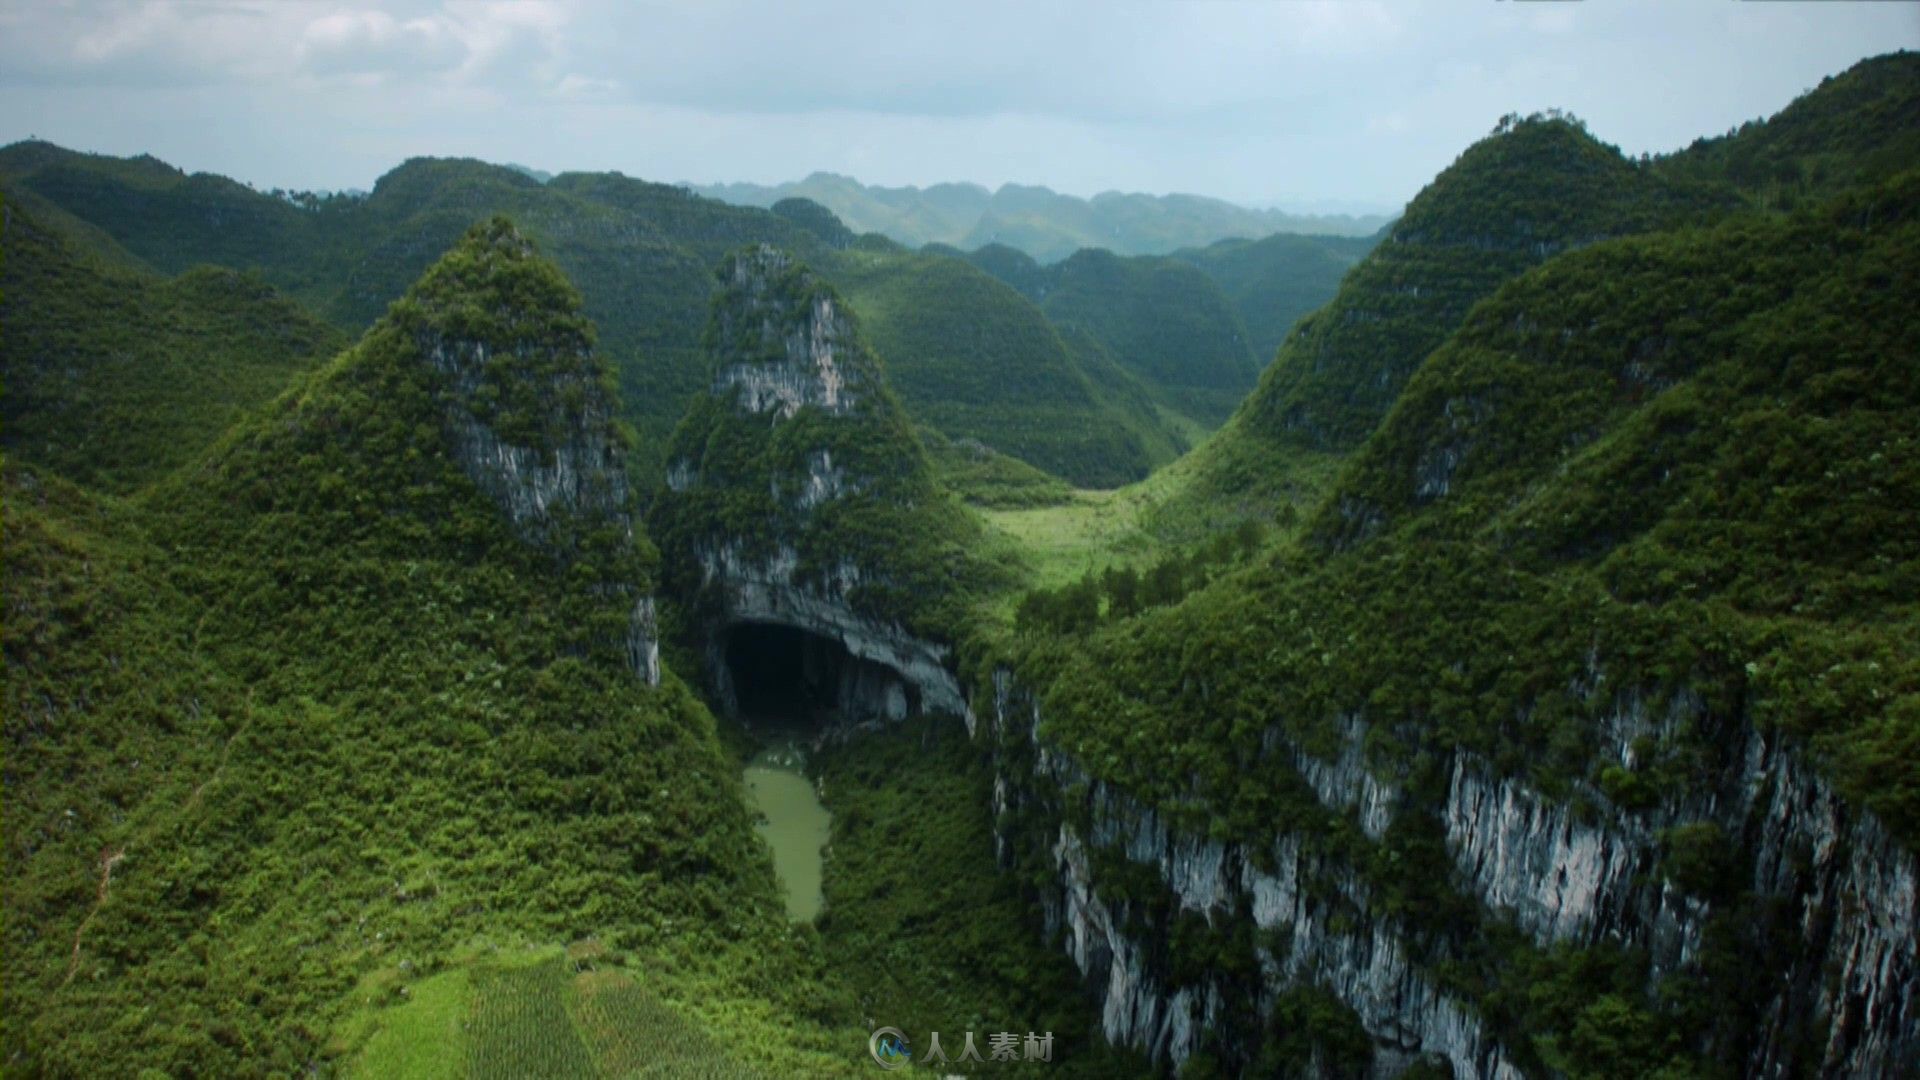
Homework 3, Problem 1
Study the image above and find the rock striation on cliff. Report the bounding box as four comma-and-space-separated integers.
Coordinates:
977, 662, 1916, 1078
655, 245, 986, 723
394, 216, 660, 683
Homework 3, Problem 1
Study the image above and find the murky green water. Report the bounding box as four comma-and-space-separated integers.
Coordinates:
742, 723, 832, 922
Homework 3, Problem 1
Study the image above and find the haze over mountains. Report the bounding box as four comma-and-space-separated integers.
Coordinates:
691, 173, 1392, 263
4, 37, 1918, 1080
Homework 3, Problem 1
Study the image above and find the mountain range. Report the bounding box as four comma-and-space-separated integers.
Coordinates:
3, 47, 1916, 1080
690, 171, 1392, 263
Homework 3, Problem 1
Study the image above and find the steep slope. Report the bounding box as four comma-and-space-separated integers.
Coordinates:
1658, 50, 1920, 207
945, 240, 1053, 300
2, 219, 833, 1076
1172, 230, 1379, 365
0, 147, 820, 477
1, 188, 347, 492
1152, 115, 1735, 535
816, 246, 1185, 485
1244, 115, 1733, 454
984, 173, 1920, 1077
695, 172, 992, 249
654, 244, 1002, 648
0, 141, 321, 282
5, 144, 1182, 487
952, 242, 1277, 431
1036, 248, 1259, 425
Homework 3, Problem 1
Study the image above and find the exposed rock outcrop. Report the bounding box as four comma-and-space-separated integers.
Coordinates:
656, 245, 978, 724
980, 665, 1918, 1077
407, 217, 660, 684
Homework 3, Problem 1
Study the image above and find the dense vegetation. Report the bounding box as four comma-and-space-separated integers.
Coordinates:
2, 227, 829, 1075
816, 245, 1187, 485
918, 425, 1075, 510
651, 246, 1011, 640
809, 714, 1151, 1077
1658, 51, 1920, 208
7, 46, 1916, 1080
694, 171, 1389, 263
1155, 114, 1741, 532
1242, 115, 1737, 454
997, 170, 1920, 1077
5, 144, 1221, 488
957, 245, 1262, 426
1171, 231, 1379, 367
1, 188, 346, 492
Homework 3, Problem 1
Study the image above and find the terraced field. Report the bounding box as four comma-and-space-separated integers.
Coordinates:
349, 948, 763, 1079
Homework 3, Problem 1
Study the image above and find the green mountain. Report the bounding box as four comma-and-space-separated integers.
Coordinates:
1, 219, 817, 1075
652, 244, 1000, 636
1171, 230, 1380, 366
1, 186, 347, 492
1033, 248, 1259, 425
693, 171, 1391, 263
948, 242, 1274, 429
1007, 170, 1919, 1076
1658, 50, 1920, 207
4, 145, 1187, 487
1246, 114, 1736, 454
1156, 114, 1737, 532
9, 46, 1916, 1080
815, 245, 1185, 486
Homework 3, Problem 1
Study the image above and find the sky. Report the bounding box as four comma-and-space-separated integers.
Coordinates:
1, 1, 1915, 215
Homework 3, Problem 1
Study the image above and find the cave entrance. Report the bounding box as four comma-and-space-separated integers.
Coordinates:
720, 621, 915, 727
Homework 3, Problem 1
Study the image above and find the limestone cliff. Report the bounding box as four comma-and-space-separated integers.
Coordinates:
978, 666, 1916, 1078
655, 245, 987, 723
398, 216, 659, 683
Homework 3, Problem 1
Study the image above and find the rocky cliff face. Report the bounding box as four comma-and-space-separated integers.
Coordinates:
407, 218, 659, 684
978, 667, 1917, 1077
656, 245, 977, 725
692, 538, 964, 721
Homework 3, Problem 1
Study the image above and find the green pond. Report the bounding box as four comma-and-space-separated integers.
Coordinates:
742, 721, 832, 921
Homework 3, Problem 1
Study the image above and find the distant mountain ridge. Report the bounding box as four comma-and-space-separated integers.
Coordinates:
691, 171, 1391, 263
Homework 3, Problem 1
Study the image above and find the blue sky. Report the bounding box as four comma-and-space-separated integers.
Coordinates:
2, 1, 1915, 213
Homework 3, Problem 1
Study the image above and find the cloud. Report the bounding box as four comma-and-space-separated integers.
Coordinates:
1, 0, 1915, 209
0, 1, 300, 87
297, 10, 465, 78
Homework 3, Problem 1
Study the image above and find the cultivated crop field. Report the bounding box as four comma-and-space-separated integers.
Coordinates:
346, 946, 767, 1079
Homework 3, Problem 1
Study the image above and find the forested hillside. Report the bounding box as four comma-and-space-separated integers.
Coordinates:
1659, 51, 1920, 207
819, 243, 1187, 486
1, 189, 346, 491
1151, 114, 1739, 531
1172, 231, 1380, 366
0, 146, 1197, 487
5, 38, 1915, 1080
997, 169, 1919, 1077
2, 221, 820, 1075
947, 244, 1259, 426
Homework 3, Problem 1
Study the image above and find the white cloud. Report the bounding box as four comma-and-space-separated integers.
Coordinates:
298, 10, 465, 77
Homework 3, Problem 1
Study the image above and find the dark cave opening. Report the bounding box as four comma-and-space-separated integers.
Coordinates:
720, 622, 915, 725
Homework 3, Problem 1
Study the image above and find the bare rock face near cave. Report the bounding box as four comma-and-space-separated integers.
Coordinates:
654, 245, 968, 730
